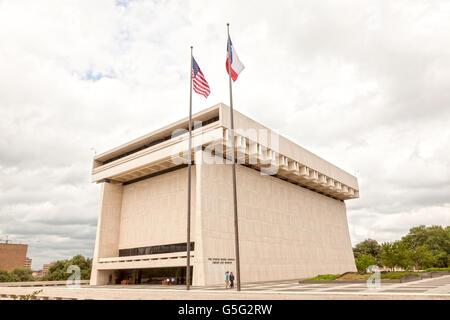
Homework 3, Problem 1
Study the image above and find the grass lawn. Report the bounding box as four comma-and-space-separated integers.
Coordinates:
381, 272, 419, 279
304, 274, 341, 281
424, 267, 450, 272
335, 273, 370, 280
304, 271, 421, 281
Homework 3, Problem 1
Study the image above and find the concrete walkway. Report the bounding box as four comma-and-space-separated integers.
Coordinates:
0, 276, 449, 300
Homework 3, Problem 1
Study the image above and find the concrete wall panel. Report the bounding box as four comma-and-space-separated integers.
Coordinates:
118, 167, 196, 249
199, 163, 356, 285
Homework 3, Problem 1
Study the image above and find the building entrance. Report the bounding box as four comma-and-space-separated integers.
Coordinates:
117, 266, 193, 285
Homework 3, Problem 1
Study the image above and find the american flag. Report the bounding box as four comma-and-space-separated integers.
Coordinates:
192, 57, 210, 98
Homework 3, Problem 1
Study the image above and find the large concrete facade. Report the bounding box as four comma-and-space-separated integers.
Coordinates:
90, 104, 358, 286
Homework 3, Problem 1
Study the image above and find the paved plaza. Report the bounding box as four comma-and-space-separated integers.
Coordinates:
0, 275, 449, 300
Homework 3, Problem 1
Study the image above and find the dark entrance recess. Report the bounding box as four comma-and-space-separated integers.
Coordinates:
119, 242, 195, 257
116, 266, 193, 285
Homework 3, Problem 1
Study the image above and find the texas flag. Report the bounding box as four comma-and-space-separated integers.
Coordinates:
226, 36, 245, 81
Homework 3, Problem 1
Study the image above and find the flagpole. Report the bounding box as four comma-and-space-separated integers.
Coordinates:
186, 45, 193, 290
227, 23, 241, 292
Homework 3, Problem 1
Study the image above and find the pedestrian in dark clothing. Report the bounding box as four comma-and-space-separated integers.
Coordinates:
229, 272, 235, 289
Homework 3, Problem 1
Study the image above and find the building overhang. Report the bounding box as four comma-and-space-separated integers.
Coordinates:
95, 252, 193, 270
91, 103, 359, 201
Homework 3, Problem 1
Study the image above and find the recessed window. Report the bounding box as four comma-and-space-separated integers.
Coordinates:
119, 242, 195, 257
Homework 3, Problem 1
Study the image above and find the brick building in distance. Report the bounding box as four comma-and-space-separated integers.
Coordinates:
24, 257, 32, 269
0, 243, 30, 272
34, 262, 54, 278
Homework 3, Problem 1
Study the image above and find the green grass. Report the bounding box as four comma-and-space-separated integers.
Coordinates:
304, 274, 341, 281
380, 272, 419, 279
424, 267, 450, 272
304, 270, 446, 281
305, 272, 423, 281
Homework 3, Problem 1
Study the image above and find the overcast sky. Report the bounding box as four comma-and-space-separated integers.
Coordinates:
0, 0, 449, 270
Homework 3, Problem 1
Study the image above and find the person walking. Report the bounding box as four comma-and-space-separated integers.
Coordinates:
229, 272, 235, 289
225, 271, 230, 289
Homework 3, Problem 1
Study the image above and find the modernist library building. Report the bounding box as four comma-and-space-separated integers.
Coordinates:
90, 103, 359, 286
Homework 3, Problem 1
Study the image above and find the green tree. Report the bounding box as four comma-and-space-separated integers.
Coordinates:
0, 269, 13, 282
10, 268, 34, 282
41, 255, 92, 281
401, 225, 450, 267
353, 239, 381, 260
408, 245, 437, 270
380, 241, 413, 271
380, 242, 397, 271
355, 254, 378, 274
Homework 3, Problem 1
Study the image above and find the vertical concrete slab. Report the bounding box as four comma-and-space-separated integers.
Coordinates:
192, 150, 207, 286
90, 182, 123, 285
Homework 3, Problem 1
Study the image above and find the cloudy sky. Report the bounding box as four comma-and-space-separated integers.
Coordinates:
0, 0, 449, 269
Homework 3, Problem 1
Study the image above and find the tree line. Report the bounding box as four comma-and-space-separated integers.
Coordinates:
353, 225, 450, 273
0, 268, 34, 282
40, 254, 92, 281
0, 254, 92, 282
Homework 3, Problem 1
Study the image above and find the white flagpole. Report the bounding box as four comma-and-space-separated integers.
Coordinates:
186, 46, 193, 290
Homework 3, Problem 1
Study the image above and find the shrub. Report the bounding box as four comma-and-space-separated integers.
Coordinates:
12, 289, 43, 300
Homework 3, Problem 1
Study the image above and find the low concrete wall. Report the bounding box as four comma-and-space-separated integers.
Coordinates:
300, 279, 402, 284
431, 271, 449, 277
0, 280, 90, 287
401, 275, 421, 282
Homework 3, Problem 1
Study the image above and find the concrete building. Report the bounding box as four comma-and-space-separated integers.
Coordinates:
24, 257, 32, 270
90, 104, 359, 286
0, 243, 29, 272
34, 262, 54, 279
